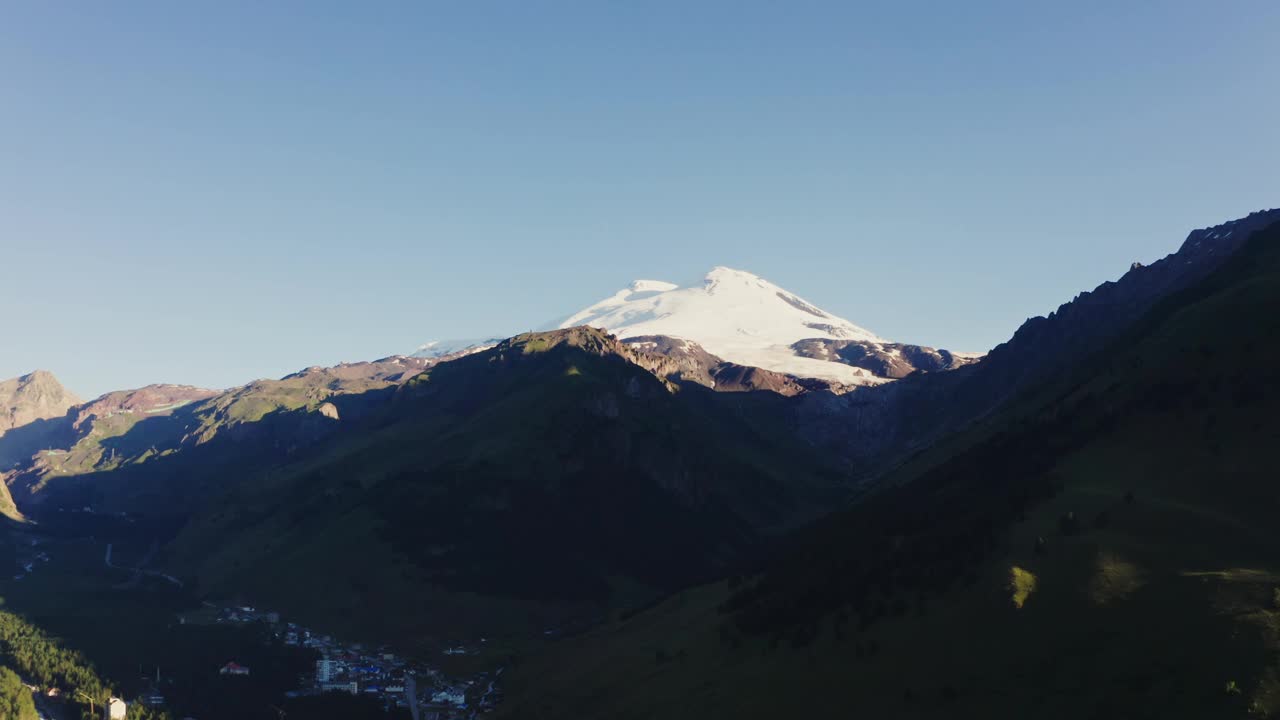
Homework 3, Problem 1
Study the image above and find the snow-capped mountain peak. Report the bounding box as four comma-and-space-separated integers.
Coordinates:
411, 267, 978, 388
556, 267, 890, 385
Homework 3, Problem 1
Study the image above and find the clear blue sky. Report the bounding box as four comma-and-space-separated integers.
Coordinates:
2, 2, 1277, 398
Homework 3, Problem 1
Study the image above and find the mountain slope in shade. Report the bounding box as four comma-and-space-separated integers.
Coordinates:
4, 384, 221, 496
556, 267, 975, 386
794, 208, 1280, 478
495, 212, 1280, 720
148, 327, 845, 642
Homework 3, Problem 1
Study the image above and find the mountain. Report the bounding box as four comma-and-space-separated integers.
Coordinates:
144, 327, 847, 642
9, 210, 1276, 716
0, 370, 82, 483
0, 370, 79, 438
3, 383, 220, 498
495, 213, 1280, 719
410, 268, 978, 388
4, 329, 844, 641
556, 267, 978, 386
2, 355, 437, 510
795, 208, 1280, 477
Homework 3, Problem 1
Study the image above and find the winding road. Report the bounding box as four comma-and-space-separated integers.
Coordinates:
104, 542, 184, 589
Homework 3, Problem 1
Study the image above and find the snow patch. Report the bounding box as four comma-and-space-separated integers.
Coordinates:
412, 338, 501, 359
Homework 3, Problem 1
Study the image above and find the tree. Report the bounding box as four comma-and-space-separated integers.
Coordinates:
0, 666, 39, 720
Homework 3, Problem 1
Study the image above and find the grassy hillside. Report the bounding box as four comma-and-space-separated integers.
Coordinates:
0, 526, 361, 720
4, 358, 432, 515
9, 369, 414, 522
161, 328, 846, 646
495, 222, 1280, 718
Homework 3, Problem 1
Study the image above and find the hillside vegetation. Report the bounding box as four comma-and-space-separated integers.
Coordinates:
5, 363, 422, 519
495, 221, 1280, 718
160, 328, 846, 644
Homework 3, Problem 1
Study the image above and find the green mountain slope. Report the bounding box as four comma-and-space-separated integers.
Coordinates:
6, 358, 432, 516
159, 328, 846, 643
495, 220, 1280, 719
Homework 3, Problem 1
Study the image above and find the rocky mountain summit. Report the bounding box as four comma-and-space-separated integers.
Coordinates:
554, 266, 976, 386
0, 370, 79, 437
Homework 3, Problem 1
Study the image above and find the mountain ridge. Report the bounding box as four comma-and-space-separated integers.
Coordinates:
793, 208, 1280, 478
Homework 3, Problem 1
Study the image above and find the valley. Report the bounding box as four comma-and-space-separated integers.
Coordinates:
1, 210, 1277, 719
3, 5, 1274, 717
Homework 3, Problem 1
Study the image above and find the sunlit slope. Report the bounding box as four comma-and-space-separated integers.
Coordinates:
7, 360, 427, 517
496, 221, 1280, 719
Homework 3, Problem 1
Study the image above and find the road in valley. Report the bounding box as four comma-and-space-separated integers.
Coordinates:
104, 542, 184, 589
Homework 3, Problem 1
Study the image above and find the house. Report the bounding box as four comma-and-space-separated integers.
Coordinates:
320, 680, 358, 695
431, 689, 467, 707
219, 661, 251, 676
104, 697, 127, 719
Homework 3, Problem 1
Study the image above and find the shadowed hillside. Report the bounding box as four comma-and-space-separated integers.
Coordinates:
797, 209, 1280, 479
495, 218, 1280, 719
142, 328, 848, 643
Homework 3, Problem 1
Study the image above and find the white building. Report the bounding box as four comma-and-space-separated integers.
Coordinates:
105, 697, 127, 720
316, 658, 335, 683
431, 689, 466, 707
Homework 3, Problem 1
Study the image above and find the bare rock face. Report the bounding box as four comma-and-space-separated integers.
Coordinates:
623, 335, 815, 397
790, 339, 980, 379
317, 402, 340, 420
0, 370, 80, 437
623, 335, 724, 387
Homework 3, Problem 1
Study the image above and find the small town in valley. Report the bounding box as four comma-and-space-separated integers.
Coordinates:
211, 604, 503, 719
5, 531, 503, 720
